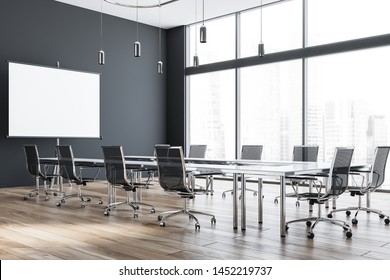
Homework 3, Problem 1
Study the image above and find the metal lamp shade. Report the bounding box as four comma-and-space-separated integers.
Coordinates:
157, 61, 163, 74
134, 41, 141, 57
193, 55, 199, 67
98, 49, 105, 65
200, 24, 207, 43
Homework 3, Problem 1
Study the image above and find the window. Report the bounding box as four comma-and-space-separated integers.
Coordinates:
240, 60, 302, 160
188, 70, 236, 159
307, 46, 390, 170
185, 0, 390, 189
308, 0, 390, 46
187, 15, 235, 66
240, 0, 302, 58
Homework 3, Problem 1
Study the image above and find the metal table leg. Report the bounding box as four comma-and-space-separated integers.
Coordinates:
241, 173, 246, 230
233, 173, 238, 230
258, 178, 263, 224
280, 175, 286, 237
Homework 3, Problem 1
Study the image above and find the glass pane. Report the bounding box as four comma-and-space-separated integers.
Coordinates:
187, 15, 235, 66
240, 0, 302, 58
240, 60, 302, 161
308, 0, 390, 46
307, 47, 390, 187
188, 70, 236, 159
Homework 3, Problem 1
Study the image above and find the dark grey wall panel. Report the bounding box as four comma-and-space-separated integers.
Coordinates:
166, 26, 185, 148
0, 0, 167, 187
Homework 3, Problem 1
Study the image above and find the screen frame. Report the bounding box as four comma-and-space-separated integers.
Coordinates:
7, 60, 101, 139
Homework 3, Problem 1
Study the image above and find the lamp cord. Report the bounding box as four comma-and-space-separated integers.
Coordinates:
195, 0, 198, 54
202, 0, 205, 24
260, 0, 263, 43
100, 0, 103, 49
159, 0, 161, 59
136, 0, 139, 41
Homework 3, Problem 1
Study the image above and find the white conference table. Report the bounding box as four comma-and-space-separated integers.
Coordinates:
42, 156, 367, 237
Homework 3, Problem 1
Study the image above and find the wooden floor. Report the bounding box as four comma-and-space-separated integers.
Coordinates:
1, 178, 390, 260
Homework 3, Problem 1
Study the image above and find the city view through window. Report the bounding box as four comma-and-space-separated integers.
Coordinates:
186, 0, 390, 186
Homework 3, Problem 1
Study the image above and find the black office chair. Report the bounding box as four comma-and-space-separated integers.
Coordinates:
102, 146, 155, 218
188, 144, 220, 195
23, 145, 59, 201
274, 145, 319, 205
189, 144, 207, 158
328, 146, 390, 225
222, 145, 263, 198
56, 145, 103, 207
285, 147, 354, 239
155, 145, 216, 230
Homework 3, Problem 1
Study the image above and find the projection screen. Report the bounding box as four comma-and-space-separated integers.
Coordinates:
8, 61, 100, 138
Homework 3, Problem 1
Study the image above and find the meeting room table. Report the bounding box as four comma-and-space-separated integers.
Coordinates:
41, 156, 368, 237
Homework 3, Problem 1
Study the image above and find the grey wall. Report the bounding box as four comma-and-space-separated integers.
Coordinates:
0, 0, 168, 187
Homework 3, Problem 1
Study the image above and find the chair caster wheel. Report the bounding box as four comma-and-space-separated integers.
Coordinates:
134, 213, 139, 218
54, 193, 58, 196
160, 221, 166, 227
274, 198, 278, 204
61, 199, 65, 203
23, 196, 28, 200
81, 204, 86, 208
253, 192, 257, 196
285, 225, 289, 231
295, 201, 300, 207
379, 214, 385, 219
211, 217, 216, 224
307, 232, 315, 239
195, 223, 200, 230
99, 200, 103, 204
346, 210, 351, 216
45, 197, 49, 201
56, 203, 61, 207
327, 213, 333, 218
352, 219, 358, 225
346, 231, 353, 238
151, 208, 156, 214
306, 221, 312, 227
158, 215, 163, 221
222, 193, 226, 198
104, 211, 109, 216
86, 198, 91, 202
384, 218, 390, 225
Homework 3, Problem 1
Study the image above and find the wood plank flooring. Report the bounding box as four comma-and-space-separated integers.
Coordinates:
1, 178, 390, 260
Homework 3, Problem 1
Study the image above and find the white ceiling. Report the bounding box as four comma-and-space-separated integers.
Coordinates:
54, 0, 288, 29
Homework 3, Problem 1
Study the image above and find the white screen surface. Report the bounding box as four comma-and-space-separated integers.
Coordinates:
8, 62, 100, 138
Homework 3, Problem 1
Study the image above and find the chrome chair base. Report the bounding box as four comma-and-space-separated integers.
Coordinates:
329, 206, 390, 225
286, 201, 353, 239
222, 187, 257, 198
158, 198, 216, 230
56, 185, 103, 208
24, 180, 63, 201
286, 216, 352, 239
104, 187, 155, 218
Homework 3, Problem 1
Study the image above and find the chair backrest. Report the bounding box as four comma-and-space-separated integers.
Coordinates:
154, 145, 190, 193
241, 145, 263, 160
189, 145, 207, 158
369, 146, 390, 189
101, 146, 131, 187
293, 145, 319, 162
24, 145, 43, 177
56, 145, 80, 182
327, 147, 354, 197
